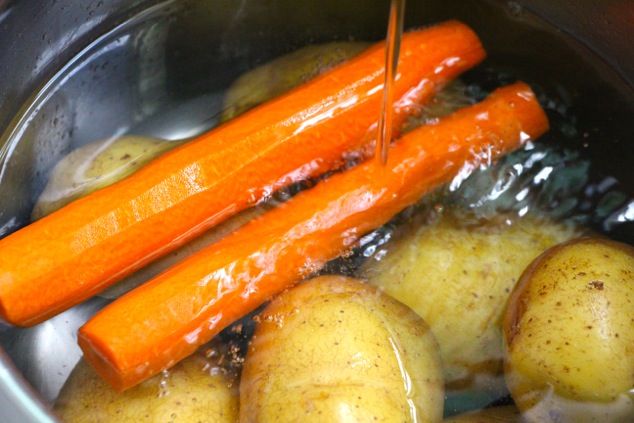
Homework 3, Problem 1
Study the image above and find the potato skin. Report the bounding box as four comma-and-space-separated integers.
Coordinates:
361, 214, 576, 389
239, 275, 443, 422
503, 237, 634, 423
54, 352, 239, 423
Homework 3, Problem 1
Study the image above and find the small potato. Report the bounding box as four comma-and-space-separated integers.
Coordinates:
54, 350, 239, 422
361, 213, 577, 390
240, 275, 443, 422
443, 405, 524, 422
503, 237, 634, 423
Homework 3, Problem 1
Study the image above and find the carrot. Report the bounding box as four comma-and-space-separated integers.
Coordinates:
78, 82, 550, 391
0, 21, 485, 327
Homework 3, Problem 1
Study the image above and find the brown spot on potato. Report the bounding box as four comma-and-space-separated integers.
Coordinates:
588, 280, 604, 290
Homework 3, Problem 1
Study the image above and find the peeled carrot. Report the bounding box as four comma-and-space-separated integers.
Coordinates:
0, 21, 485, 327
78, 82, 550, 391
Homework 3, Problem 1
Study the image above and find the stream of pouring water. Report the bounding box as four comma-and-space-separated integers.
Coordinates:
376, 0, 405, 165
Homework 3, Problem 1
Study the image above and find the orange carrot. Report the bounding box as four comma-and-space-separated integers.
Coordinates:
78, 82, 550, 391
0, 21, 485, 327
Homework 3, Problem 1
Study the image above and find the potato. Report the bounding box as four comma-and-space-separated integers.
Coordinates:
32, 135, 185, 220
54, 349, 239, 422
239, 275, 444, 422
443, 405, 524, 422
503, 237, 634, 423
360, 213, 577, 391
220, 41, 370, 122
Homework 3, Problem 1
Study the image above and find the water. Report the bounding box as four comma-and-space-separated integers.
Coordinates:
0, 0, 633, 420
5, 47, 634, 418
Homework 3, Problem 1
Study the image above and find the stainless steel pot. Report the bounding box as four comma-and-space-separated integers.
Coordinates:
1, 1, 632, 421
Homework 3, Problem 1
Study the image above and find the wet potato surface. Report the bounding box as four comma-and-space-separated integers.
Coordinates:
503, 238, 634, 423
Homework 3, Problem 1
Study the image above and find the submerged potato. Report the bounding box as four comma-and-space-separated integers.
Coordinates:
361, 213, 578, 390
240, 275, 444, 422
503, 237, 634, 423
54, 351, 238, 423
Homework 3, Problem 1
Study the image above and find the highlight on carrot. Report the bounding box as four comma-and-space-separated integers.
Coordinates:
78, 81, 550, 392
0, 20, 486, 327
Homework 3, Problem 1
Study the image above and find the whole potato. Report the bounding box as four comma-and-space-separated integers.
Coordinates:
443, 405, 524, 422
503, 237, 634, 423
240, 275, 444, 422
54, 349, 239, 422
360, 213, 577, 391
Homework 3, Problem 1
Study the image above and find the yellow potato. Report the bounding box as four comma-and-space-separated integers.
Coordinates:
443, 405, 524, 422
54, 349, 239, 422
503, 237, 634, 423
32, 135, 185, 220
361, 213, 577, 391
220, 41, 370, 122
240, 275, 444, 422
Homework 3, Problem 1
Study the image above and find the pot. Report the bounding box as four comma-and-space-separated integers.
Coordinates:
0, 0, 632, 421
